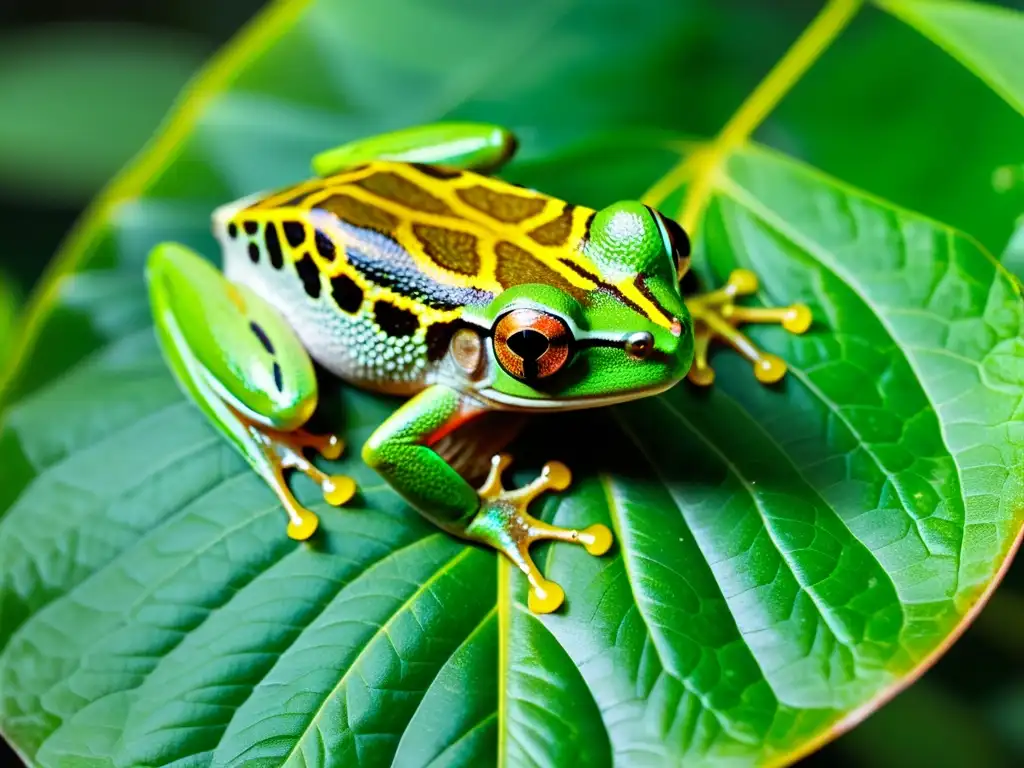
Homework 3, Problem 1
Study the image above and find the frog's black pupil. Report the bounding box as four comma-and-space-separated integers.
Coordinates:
508, 329, 549, 361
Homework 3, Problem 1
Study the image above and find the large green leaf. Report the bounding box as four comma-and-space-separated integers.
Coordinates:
2, 1, 1023, 766
876, 0, 1024, 117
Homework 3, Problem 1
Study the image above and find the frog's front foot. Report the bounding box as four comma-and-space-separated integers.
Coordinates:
464, 454, 613, 614
686, 269, 812, 386
251, 425, 356, 540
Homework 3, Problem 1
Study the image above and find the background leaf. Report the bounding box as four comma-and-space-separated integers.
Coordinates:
876, 0, 1024, 116
0, 272, 18, 370
0, 24, 204, 203
1004, 217, 1024, 279
1, 1, 1022, 767
764, 4, 1024, 252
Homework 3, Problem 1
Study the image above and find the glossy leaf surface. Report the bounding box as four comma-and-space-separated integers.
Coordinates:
1, 1, 1022, 766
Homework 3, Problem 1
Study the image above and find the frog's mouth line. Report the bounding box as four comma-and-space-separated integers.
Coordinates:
474, 378, 680, 412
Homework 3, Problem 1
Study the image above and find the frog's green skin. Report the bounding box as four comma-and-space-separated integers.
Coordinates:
147, 122, 810, 613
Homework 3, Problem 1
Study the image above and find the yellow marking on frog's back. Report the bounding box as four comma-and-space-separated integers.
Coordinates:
222, 162, 681, 333
232, 161, 602, 296
219, 161, 709, 337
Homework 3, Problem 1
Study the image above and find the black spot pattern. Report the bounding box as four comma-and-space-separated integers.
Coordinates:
248, 243, 260, 263
243, 220, 259, 235
265, 221, 284, 269
374, 301, 418, 338
315, 230, 336, 261
227, 222, 238, 239
426, 321, 458, 361
249, 322, 275, 354
345, 246, 492, 311
295, 253, 321, 299
283, 221, 306, 248
331, 274, 363, 313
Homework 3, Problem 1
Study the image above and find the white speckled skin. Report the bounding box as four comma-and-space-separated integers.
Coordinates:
213, 200, 435, 396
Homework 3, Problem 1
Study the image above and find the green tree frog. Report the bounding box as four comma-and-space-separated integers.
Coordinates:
147, 123, 810, 613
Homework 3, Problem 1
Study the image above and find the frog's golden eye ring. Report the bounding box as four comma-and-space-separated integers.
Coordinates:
493, 308, 573, 382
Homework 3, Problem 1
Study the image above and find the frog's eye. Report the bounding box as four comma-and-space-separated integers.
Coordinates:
493, 308, 573, 382
650, 208, 692, 279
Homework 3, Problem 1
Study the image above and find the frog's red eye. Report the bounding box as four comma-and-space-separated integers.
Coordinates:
493, 308, 573, 382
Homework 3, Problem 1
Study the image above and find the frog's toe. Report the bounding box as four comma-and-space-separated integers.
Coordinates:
528, 580, 565, 614
286, 511, 320, 541
685, 268, 812, 387
246, 422, 356, 539
315, 434, 345, 461
286, 429, 344, 460
582, 523, 614, 555
323, 474, 357, 506
753, 354, 787, 384
468, 455, 614, 614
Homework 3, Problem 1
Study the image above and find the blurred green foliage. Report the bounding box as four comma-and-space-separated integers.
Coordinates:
0, 25, 204, 202
0, 1, 1022, 766
0, 271, 17, 369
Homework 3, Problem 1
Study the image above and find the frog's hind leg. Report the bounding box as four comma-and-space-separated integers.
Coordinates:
685, 268, 812, 386
147, 242, 355, 540
311, 123, 518, 177
361, 384, 613, 614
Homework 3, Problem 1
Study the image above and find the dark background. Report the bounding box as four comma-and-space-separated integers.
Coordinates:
0, 1, 1021, 766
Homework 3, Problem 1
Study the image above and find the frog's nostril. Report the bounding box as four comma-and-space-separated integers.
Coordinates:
507, 329, 549, 361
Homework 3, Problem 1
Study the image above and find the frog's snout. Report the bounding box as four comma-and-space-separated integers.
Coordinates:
660, 317, 696, 380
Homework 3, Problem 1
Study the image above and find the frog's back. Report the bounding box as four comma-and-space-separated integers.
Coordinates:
212, 161, 596, 394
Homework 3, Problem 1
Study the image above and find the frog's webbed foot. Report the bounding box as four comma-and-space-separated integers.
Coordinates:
465, 454, 613, 614
685, 268, 812, 386
249, 423, 356, 540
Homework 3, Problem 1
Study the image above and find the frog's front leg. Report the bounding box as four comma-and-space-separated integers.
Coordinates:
362, 385, 612, 614
147, 242, 355, 540
686, 269, 813, 385
312, 122, 517, 177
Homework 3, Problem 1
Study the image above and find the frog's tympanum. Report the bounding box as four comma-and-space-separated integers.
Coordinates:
147, 123, 810, 613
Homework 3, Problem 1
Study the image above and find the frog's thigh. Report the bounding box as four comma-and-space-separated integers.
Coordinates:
312, 122, 518, 177
147, 242, 352, 539
147, 241, 318, 429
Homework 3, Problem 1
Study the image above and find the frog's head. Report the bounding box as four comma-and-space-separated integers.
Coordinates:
467, 200, 695, 410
